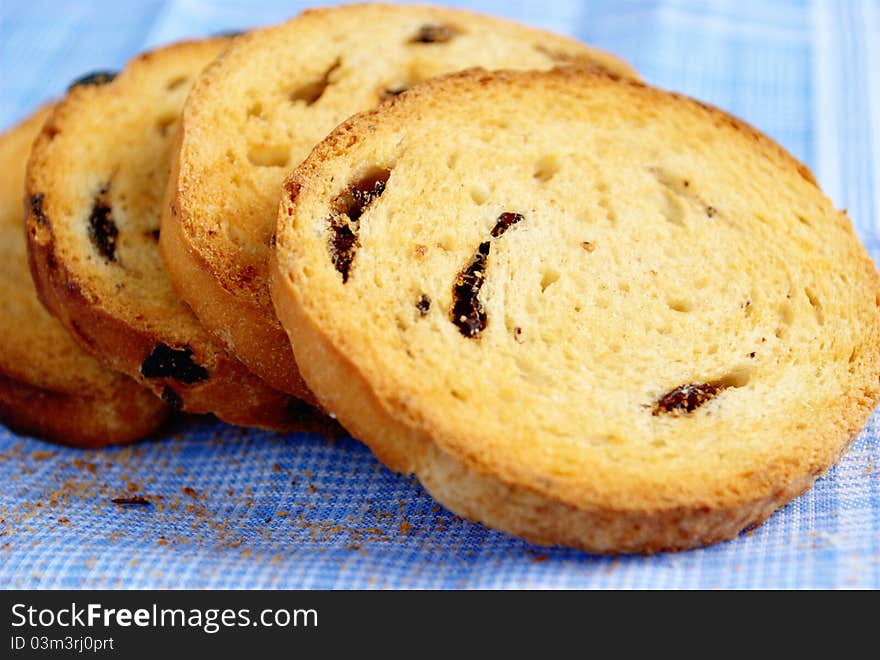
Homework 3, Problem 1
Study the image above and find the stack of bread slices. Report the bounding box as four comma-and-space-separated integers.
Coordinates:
3, 4, 878, 553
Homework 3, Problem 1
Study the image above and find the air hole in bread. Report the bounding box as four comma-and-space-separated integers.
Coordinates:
797, 214, 812, 227
661, 190, 686, 226
667, 298, 693, 313
327, 166, 391, 282
247, 144, 290, 168
540, 269, 560, 293
651, 167, 689, 194
416, 294, 431, 315
533, 154, 561, 183
409, 24, 459, 44
156, 111, 178, 136
290, 58, 341, 105
246, 101, 265, 119
166, 75, 188, 91
804, 287, 824, 325
470, 183, 490, 205
88, 187, 118, 262
446, 153, 459, 169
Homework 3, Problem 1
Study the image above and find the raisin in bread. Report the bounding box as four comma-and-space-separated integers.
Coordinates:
269, 69, 880, 553
1, 106, 167, 446
25, 39, 325, 432
163, 3, 637, 399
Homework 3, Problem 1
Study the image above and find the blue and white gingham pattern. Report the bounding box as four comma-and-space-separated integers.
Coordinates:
1, 0, 878, 589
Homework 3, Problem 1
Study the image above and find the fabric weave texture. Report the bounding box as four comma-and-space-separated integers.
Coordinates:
1, 0, 878, 589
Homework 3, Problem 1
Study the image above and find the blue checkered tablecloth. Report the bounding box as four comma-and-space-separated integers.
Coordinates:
1, 0, 879, 589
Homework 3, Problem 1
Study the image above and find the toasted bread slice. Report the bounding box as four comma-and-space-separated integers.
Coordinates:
25, 39, 325, 431
1, 106, 167, 447
164, 3, 637, 399
270, 69, 880, 553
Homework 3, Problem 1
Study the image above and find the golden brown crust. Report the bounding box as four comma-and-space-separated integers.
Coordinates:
166, 3, 637, 398
161, 126, 317, 404
0, 373, 166, 448
271, 68, 880, 552
0, 106, 168, 446
26, 228, 308, 429
23, 38, 324, 431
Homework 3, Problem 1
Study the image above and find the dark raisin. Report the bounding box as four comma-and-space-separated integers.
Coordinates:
328, 168, 391, 282
448, 213, 524, 337
340, 178, 387, 222
706, 206, 717, 218
328, 217, 358, 283
88, 191, 118, 262
160, 386, 182, 410
451, 241, 490, 337
269, 233, 277, 248
410, 24, 458, 43
652, 382, 723, 416
491, 212, 524, 238
30, 194, 48, 225
141, 344, 209, 383
148, 229, 160, 242
416, 294, 431, 315
513, 327, 523, 342
68, 71, 117, 91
